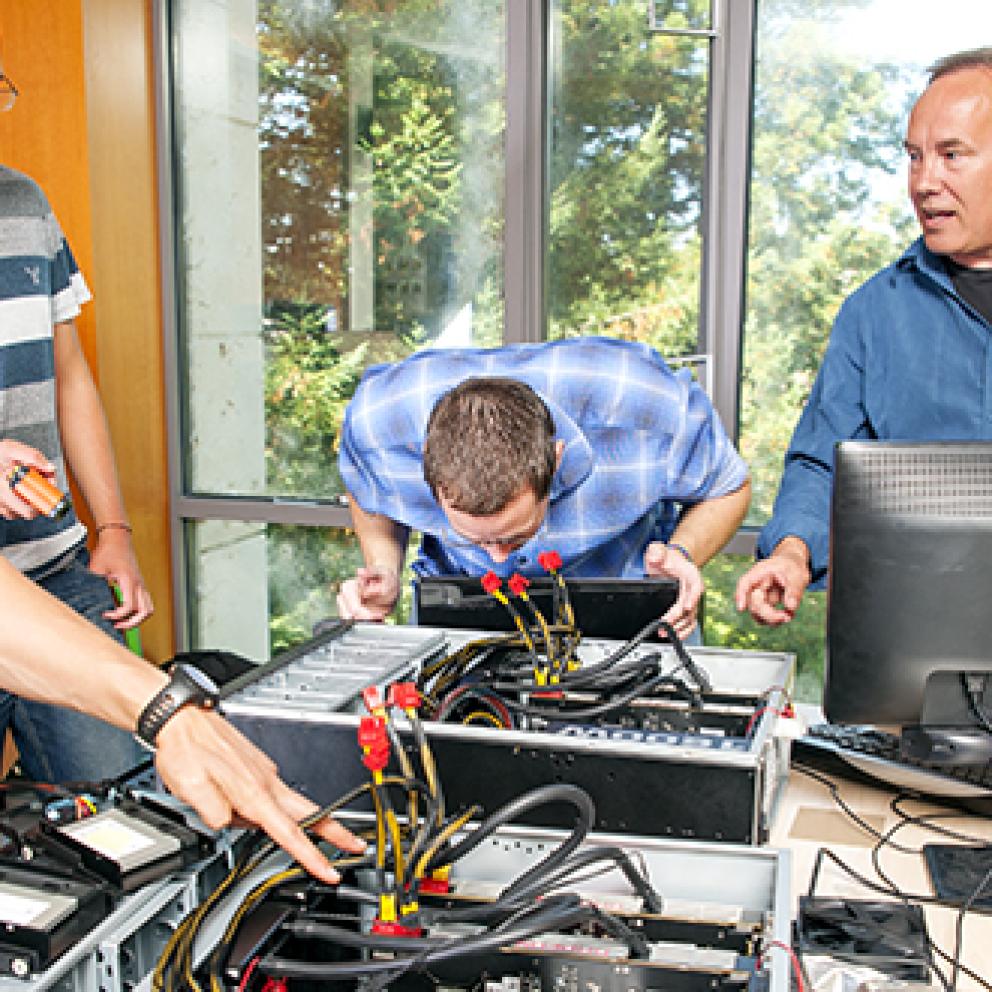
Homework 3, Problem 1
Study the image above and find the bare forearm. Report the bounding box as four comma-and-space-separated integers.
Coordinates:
670, 480, 751, 566
54, 323, 129, 526
348, 498, 409, 575
0, 559, 162, 729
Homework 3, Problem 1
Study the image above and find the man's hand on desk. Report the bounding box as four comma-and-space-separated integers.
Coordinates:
154, 706, 366, 883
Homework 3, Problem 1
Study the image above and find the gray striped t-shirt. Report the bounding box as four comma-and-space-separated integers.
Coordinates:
0, 165, 88, 572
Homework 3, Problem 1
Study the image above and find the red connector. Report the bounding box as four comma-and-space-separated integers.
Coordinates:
358, 716, 388, 748
361, 744, 391, 773
419, 876, 451, 895
508, 573, 530, 596
371, 919, 424, 938
362, 685, 385, 713
537, 550, 562, 572
388, 682, 421, 710
481, 571, 502, 594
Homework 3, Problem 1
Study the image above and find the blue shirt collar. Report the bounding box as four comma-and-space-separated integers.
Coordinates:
897, 236, 957, 294
543, 395, 594, 500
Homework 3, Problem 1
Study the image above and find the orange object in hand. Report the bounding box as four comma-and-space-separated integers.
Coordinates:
7, 464, 72, 518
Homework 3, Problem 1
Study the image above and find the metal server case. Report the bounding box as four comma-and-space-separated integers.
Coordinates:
222, 623, 794, 844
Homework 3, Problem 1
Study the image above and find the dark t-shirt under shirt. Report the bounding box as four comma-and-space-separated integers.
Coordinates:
945, 257, 992, 325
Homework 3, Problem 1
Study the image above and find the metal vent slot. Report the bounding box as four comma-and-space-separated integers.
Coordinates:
837, 449, 992, 517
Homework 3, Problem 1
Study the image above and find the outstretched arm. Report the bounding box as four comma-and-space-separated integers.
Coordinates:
54, 322, 153, 628
0, 558, 364, 881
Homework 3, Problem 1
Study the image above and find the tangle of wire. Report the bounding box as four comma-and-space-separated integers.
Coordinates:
797, 765, 992, 992
417, 566, 710, 730
155, 681, 665, 991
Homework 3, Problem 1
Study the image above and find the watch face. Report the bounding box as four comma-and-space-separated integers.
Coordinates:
176, 664, 220, 697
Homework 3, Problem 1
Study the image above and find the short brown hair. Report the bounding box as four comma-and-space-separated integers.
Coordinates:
928, 48, 992, 84
423, 377, 557, 515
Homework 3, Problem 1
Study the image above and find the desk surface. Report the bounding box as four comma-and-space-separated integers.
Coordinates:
771, 762, 992, 991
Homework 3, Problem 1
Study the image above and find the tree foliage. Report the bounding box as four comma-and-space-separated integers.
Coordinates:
548, 0, 707, 357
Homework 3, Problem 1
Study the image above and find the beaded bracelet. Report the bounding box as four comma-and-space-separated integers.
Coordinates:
667, 542, 694, 565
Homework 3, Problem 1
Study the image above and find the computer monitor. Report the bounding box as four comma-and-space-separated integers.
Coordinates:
415, 575, 678, 641
825, 440, 992, 733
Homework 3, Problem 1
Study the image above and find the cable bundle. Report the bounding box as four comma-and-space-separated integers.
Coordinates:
417, 552, 710, 729
252, 684, 664, 987
153, 679, 667, 990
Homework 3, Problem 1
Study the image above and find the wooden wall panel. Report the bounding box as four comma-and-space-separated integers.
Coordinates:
82, 1, 173, 663
0, 3, 174, 662
0, 3, 95, 348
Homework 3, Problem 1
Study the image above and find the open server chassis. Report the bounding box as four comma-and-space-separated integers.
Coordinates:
223, 623, 795, 845
0, 821, 792, 992
142, 824, 793, 992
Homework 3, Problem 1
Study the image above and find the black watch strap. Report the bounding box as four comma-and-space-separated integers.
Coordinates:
135, 663, 221, 751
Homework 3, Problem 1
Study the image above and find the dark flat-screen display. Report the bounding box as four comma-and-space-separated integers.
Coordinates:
415, 575, 678, 641
825, 440, 992, 726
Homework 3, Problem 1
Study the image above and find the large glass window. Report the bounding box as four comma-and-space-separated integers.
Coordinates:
168, 0, 730, 657
170, 0, 506, 654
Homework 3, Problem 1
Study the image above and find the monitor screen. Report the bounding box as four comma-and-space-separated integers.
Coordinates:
415, 575, 678, 641
825, 440, 992, 727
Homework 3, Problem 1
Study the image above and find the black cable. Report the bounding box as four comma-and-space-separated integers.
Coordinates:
425, 783, 594, 885
498, 844, 664, 913
263, 894, 586, 979
793, 762, 919, 854
657, 620, 711, 693
261, 892, 647, 982
491, 669, 697, 721
889, 794, 989, 847
283, 918, 444, 951
556, 617, 667, 685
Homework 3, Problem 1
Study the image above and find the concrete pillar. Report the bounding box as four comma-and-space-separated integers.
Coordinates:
175, 0, 269, 657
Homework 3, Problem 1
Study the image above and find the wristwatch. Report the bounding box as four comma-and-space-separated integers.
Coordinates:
135, 663, 221, 751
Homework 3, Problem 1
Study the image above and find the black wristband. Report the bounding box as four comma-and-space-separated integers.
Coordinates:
135, 663, 220, 751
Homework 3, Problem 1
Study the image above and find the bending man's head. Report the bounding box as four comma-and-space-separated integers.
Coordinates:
424, 378, 563, 560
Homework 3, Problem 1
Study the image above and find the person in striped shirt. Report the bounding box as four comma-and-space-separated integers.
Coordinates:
0, 161, 152, 782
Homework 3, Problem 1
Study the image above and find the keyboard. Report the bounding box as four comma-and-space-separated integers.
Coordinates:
791, 723, 992, 815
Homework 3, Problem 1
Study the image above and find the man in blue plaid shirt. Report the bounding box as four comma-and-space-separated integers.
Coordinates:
337, 337, 750, 637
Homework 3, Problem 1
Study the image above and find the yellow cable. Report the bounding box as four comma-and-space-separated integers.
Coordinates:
462, 710, 503, 727
413, 804, 479, 880
518, 589, 554, 670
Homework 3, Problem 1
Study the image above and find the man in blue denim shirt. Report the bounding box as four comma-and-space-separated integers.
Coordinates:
737, 47, 992, 624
